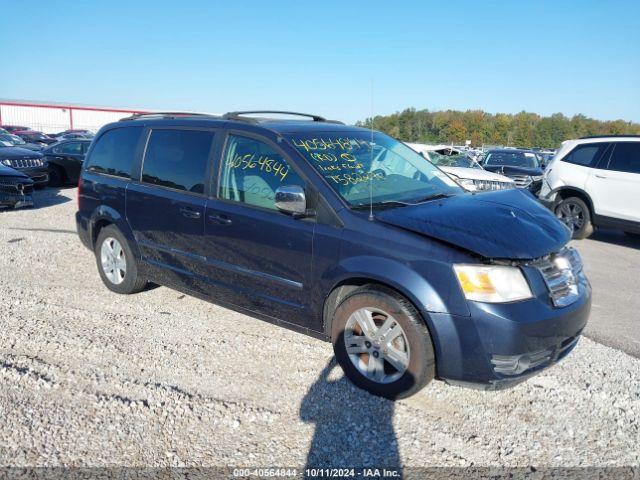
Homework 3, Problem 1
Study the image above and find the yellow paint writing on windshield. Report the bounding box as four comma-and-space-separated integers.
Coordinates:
291, 137, 381, 187
326, 171, 384, 186
291, 137, 370, 152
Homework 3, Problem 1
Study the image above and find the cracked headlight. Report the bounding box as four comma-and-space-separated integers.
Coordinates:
450, 176, 477, 191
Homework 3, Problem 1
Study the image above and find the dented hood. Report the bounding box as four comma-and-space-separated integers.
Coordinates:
375, 189, 570, 259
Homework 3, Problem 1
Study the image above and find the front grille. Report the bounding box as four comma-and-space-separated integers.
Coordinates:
0, 178, 33, 195
533, 247, 583, 307
506, 174, 532, 188
4, 158, 42, 168
472, 179, 515, 191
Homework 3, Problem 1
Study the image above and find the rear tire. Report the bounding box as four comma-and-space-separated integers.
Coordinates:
331, 285, 435, 400
95, 225, 147, 294
47, 165, 66, 187
555, 197, 594, 240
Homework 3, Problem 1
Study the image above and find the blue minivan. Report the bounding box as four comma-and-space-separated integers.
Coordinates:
76, 111, 591, 399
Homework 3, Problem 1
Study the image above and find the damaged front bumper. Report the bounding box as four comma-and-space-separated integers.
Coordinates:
425, 266, 591, 390
0, 179, 35, 208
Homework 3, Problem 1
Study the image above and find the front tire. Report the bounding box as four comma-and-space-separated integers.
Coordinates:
95, 225, 147, 294
555, 197, 594, 239
331, 285, 435, 400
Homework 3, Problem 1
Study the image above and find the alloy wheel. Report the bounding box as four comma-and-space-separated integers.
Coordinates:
556, 201, 585, 232
100, 237, 127, 285
343, 308, 410, 384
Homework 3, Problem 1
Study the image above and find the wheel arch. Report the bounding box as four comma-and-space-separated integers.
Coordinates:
554, 187, 595, 218
322, 273, 445, 340
89, 206, 140, 258
47, 161, 68, 183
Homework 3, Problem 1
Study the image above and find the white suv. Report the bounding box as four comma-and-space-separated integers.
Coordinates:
539, 136, 640, 239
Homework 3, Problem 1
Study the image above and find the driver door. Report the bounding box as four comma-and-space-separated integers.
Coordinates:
201, 131, 315, 327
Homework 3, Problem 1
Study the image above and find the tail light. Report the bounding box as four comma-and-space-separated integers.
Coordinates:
77, 177, 83, 209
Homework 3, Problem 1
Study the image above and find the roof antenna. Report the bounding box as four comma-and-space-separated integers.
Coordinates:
368, 78, 375, 221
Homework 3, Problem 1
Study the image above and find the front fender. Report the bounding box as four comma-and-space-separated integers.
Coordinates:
330, 255, 451, 314
322, 255, 471, 379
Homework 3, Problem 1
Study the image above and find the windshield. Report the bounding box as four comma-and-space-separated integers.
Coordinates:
24, 133, 47, 140
484, 151, 539, 168
9, 135, 25, 145
0, 134, 24, 145
428, 152, 479, 169
287, 131, 462, 207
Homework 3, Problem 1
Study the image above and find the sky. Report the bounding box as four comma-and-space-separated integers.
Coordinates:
1, 0, 639, 124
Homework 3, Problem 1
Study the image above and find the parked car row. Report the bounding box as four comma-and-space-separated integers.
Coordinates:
406, 143, 516, 191
407, 143, 549, 194
0, 125, 94, 150
0, 135, 92, 208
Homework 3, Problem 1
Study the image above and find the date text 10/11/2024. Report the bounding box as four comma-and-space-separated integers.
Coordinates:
232, 467, 401, 478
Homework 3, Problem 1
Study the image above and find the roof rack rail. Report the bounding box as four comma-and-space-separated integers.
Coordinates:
579, 134, 640, 139
119, 112, 219, 121
222, 110, 327, 122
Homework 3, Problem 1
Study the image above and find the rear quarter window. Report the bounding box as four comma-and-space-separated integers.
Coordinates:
606, 142, 640, 174
85, 127, 143, 178
141, 129, 215, 194
560, 143, 609, 168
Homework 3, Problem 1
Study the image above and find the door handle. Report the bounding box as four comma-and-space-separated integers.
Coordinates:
208, 213, 232, 225
180, 207, 201, 219
595, 174, 607, 179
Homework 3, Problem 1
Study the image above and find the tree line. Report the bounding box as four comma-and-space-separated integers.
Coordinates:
357, 109, 640, 149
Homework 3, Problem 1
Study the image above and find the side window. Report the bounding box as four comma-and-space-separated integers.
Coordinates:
141, 129, 215, 194
561, 143, 609, 168
86, 127, 142, 178
59, 142, 83, 155
219, 134, 304, 210
606, 142, 640, 174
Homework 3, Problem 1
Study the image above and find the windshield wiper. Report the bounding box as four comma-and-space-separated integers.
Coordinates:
410, 193, 454, 204
351, 200, 410, 210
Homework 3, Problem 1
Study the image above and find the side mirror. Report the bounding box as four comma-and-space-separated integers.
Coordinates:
275, 185, 307, 216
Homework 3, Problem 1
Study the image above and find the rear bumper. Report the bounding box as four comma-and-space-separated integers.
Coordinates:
426, 279, 591, 389
76, 211, 92, 250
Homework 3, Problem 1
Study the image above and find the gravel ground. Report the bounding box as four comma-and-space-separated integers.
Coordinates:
574, 229, 640, 358
0, 188, 638, 469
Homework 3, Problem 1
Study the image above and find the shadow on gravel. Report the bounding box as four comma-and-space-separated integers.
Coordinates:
32, 186, 71, 210
300, 358, 401, 472
588, 229, 640, 250
8, 227, 76, 234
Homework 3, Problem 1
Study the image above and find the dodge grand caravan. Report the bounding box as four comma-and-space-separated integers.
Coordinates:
76, 111, 591, 399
